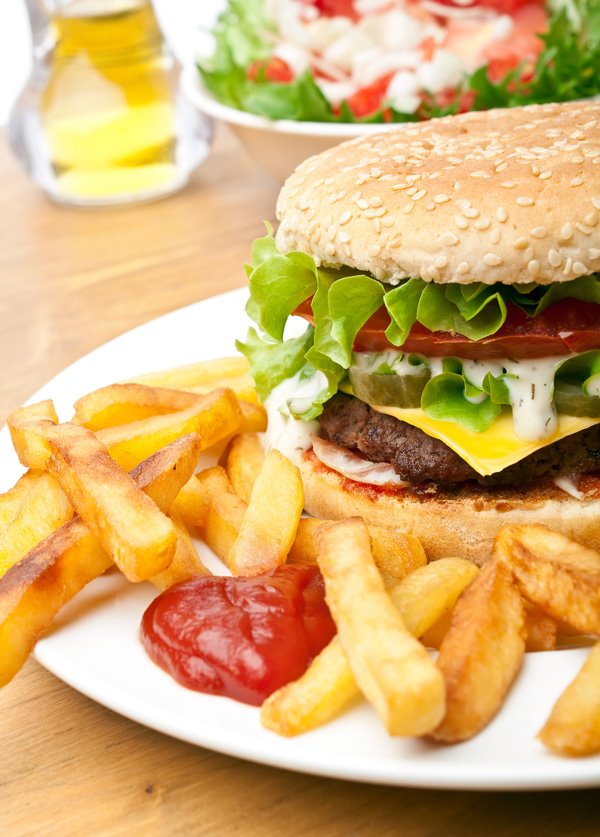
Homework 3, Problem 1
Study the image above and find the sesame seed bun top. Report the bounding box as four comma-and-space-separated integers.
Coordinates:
275, 100, 600, 286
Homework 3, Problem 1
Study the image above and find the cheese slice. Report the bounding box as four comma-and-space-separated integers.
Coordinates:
370, 405, 600, 477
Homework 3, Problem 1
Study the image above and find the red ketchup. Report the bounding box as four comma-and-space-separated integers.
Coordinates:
140, 564, 336, 706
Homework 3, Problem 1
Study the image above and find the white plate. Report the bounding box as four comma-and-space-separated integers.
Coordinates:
3, 287, 600, 791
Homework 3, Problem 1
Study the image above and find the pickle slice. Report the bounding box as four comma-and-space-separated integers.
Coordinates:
554, 380, 600, 417
348, 366, 430, 408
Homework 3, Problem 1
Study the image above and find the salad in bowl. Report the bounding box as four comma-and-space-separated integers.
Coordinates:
198, 0, 600, 123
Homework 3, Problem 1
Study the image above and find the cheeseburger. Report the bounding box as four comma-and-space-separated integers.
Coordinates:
238, 99, 600, 564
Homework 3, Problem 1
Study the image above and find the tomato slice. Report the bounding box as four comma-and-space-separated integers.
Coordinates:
295, 297, 600, 359
247, 57, 294, 83
432, 0, 543, 12
345, 74, 394, 119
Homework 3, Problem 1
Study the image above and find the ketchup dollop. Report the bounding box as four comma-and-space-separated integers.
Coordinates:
140, 564, 336, 706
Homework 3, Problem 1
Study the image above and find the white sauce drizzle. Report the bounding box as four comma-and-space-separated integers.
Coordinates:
354, 350, 573, 443
262, 371, 325, 463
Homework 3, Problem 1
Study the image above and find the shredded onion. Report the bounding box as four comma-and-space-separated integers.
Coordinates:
311, 435, 408, 488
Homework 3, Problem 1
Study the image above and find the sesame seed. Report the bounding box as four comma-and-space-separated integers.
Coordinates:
325, 243, 336, 257
528, 260, 540, 277
548, 250, 562, 267
589, 249, 600, 260
382, 217, 395, 227
392, 183, 408, 191
367, 244, 381, 258
497, 207, 508, 223
455, 216, 469, 229
564, 257, 573, 275
585, 211, 599, 226
571, 176, 584, 187
412, 190, 427, 201
514, 237, 529, 249
490, 229, 501, 245
357, 198, 369, 210
440, 232, 459, 246
496, 162, 509, 173
402, 203, 414, 215
457, 262, 470, 275
369, 197, 383, 208
425, 201, 435, 211
501, 181, 518, 188
324, 177, 335, 186
576, 223, 593, 235
328, 225, 336, 241
428, 266, 441, 281
365, 208, 378, 219
531, 226, 548, 239
434, 194, 450, 203
373, 219, 382, 234
339, 231, 350, 243
524, 247, 534, 263
435, 256, 448, 269
539, 171, 552, 180
593, 198, 600, 210
573, 261, 589, 276
560, 222, 574, 240
484, 253, 503, 267
463, 207, 480, 218
474, 218, 491, 230
339, 211, 351, 225
406, 186, 418, 196
517, 196, 535, 207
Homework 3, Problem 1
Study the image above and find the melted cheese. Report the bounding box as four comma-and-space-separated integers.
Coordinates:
370, 405, 600, 477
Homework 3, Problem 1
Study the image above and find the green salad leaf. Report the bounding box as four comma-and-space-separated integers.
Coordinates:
238, 228, 600, 427
199, 0, 600, 123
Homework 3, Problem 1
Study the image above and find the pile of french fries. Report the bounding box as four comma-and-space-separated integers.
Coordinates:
1, 355, 600, 760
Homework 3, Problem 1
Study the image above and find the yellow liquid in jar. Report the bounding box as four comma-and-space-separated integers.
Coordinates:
41, 1, 180, 202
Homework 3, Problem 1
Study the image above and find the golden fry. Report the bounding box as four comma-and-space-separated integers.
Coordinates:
73, 383, 197, 430
123, 356, 250, 389
0, 471, 41, 529
97, 388, 242, 471
288, 517, 426, 583
431, 558, 525, 743
44, 422, 177, 582
0, 473, 73, 577
220, 433, 264, 504
538, 642, 600, 756
150, 513, 211, 592
227, 449, 303, 576
0, 433, 199, 687
494, 524, 600, 636
6, 400, 58, 470
317, 518, 445, 737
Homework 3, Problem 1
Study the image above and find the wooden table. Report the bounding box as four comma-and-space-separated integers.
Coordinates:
1, 126, 599, 837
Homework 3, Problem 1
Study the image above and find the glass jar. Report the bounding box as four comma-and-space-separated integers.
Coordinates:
7, 0, 212, 207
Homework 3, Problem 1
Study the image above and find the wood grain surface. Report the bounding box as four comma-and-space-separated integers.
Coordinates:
1, 127, 600, 837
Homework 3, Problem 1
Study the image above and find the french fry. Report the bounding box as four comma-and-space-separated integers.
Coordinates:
196, 466, 246, 561
236, 401, 267, 434
123, 356, 250, 389
72, 383, 198, 430
288, 517, 427, 584
420, 609, 454, 651
219, 433, 265, 503
317, 517, 445, 737
0, 473, 73, 577
524, 603, 558, 652
227, 449, 303, 576
431, 558, 525, 743
43, 422, 177, 582
261, 556, 475, 737
261, 636, 358, 737
0, 471, 41, 529
150, 513, 210, 592
97, 388, 242, 471
494, 524, 600, 636
6, 400, 58, 470
538, 641, 600, 756
0, 433, 201, 687
388, 557, 478, 639
170, 475, 210, 532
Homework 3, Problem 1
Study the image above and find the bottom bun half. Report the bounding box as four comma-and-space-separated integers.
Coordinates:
299, 450, 600, 566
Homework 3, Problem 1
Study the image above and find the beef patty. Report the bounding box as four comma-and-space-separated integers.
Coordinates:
320, 393, 600, 487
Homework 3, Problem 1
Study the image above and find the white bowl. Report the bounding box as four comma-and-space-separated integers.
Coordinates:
180, 65, 406, 183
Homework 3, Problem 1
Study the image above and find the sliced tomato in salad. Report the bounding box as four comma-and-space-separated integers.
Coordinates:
345, 73, 394, 119
307, 0, 360, 21
247, 57, 294, 83
431, 0, 544, 12
295, 298, 600, 359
